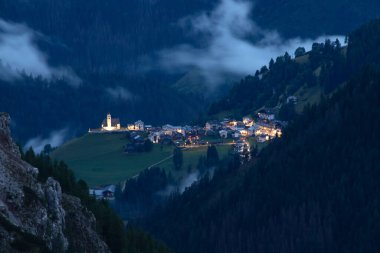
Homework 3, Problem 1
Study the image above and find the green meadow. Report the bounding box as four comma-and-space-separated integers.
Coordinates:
51, 133, 232, 187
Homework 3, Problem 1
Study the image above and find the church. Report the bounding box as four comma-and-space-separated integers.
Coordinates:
101, 113, 121, 131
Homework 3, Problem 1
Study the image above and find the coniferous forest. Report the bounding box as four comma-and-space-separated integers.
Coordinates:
1, 0, 380, 141
1, 1, 380, 253
139, 19, 380, 253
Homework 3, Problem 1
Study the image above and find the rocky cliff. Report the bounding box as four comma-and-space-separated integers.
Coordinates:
0, 112, 110, 253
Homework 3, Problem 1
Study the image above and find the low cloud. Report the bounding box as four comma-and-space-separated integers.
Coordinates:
157, 171, 200, 197
0, 19, 81, 86
179, 171, 199, 193
106, 86, 136, 101
157, 0, 345, 87
24, 128, 69, 153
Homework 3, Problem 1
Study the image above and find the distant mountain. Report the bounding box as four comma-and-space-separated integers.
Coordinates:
141, 19, 380, 253
1, 0, 380, 142
1, 0, 378, 72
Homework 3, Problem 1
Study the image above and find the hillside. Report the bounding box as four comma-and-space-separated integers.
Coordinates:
140, 19, 380, 253
0, 113, 171, 253
1, 0, 380, 141
0, 113, 110, 252
51, 133, 173, 186
209, 41, 349, 120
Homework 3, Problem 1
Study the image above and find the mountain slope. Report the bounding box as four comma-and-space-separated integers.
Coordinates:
0, 112, 110, 252
1, 0, 380, 141
142, 20, 380, 253
208, 41, 348, 119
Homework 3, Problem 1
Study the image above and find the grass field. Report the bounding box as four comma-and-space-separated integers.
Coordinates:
51, 133, 173, 186
294, 85, 323, 113
51, 133, 233, 187
159, 144, 232, 172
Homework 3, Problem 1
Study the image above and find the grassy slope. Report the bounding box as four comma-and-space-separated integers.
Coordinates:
160, 145, 232, 172
293, 84, 323, 113
51, 133, 173, 186
51, 133, 233, 186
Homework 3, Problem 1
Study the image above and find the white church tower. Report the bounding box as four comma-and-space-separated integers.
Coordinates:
101, 113, 121, 131
107, 113, 112, 128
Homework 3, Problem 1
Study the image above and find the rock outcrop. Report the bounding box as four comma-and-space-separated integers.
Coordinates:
0, 113, 110, 253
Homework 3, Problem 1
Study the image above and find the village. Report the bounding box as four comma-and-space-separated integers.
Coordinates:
89, 108, 285, 149
87, 110, 286, 200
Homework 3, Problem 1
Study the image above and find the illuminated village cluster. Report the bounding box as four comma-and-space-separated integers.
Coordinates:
207, 109, 285, 143
89, 110, 286, 154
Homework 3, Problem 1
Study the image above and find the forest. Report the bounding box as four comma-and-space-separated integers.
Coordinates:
208, 38, 348, 119
2, 2, 380, 252
1, 0, 380, 142
138, 19, 380, 253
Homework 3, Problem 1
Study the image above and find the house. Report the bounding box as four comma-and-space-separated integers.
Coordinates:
183, 125, 193, 134
134, 120, 145, 131
162, 124, 184, 135
226, 120, 238, 130
257, 134, 270, 143
205, 121, 220, 131
257, 109, 275, 121
232, 131, 241, 139
219, 129, 228, 139
240, 128, 253, 137
286, 96, 297, 104
101, 113, 121, 131
235, 123, 246, 131
243, 116, 254, 126
248, 124, 260, 133
149, 132, 161, 144
127, 124, 135, 131
89, 185, 116, 200
233, 140, 250, 154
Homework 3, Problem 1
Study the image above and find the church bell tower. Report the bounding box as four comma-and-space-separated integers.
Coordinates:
107, 113, 112, 128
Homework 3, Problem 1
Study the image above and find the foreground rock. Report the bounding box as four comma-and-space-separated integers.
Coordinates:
0, 112, 110, 253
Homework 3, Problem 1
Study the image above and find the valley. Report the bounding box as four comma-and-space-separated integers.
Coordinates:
1, 1, 380, 253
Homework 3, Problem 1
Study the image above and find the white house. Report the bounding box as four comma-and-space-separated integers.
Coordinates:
89, 185, 116, 200
205, 121, 220, 131
219, 130, 228, 139
258, 110, 275, 121
162, 124, 184, 135
101, 113, 121, 131
286, 96, 298, 104
149, 132, 161, 143
243, 116, 254, 126
134, 120, 144, 131
232, 131, 241, 139
257, 134, 270, 143
234, 140, 250, 154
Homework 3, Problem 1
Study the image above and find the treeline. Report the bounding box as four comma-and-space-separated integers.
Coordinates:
0, 73, 205, 141
141, 19, 380, 253
114, 167, 171, 220
114, 145, 225, 221
209, 38, 348, 119
22, 148, 171, 253
1, 0, 378, 73
0, 0, 213, 73
2, 0, 380, 141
